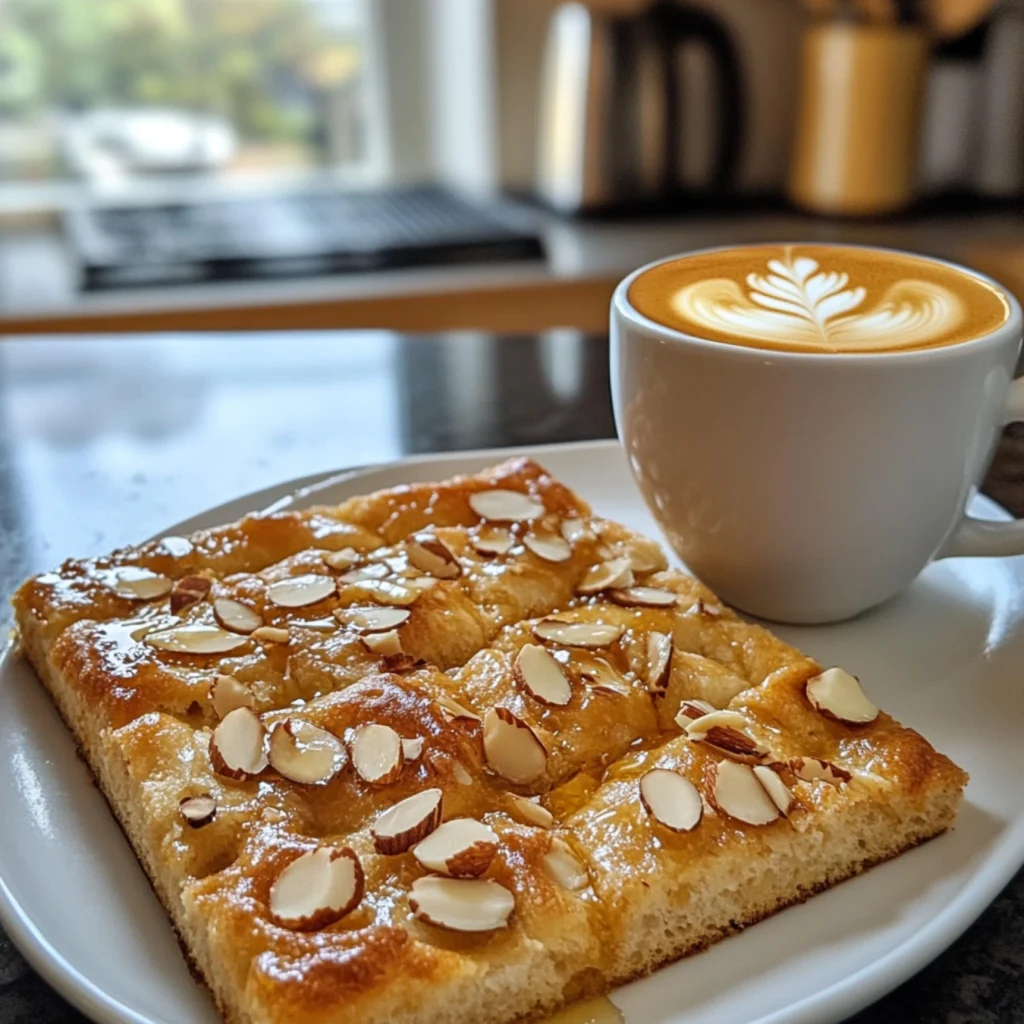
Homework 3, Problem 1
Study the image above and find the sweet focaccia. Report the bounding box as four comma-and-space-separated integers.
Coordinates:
13, 458, 967, 1024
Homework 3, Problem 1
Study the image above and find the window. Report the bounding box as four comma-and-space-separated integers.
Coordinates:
0, 0, 382, 201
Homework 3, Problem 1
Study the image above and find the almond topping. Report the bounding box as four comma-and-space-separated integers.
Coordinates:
362, 629, 403, 657
337, 606, 411, 632
543, 837, 589, 891
685, 710, 769, 762
340, 563, 390, 584
639, 768, 703, 832
406, 576, 439, 593
789, 756, 852, 785
210, 674, 254, 719
269, 846, 364, 930
508, 794, 554, 828
576, 558, 635, 595
805, 668, 879, 725
268, 720, 345, 785
266, 573, 337, 609
407, 533, 461, 579
468, 489, 545, 522
112, 567, 173, 601
626, 546, 666, 574
251, 626, 290, 645
469, 524, 514, 556
210, 707, 268, 780
646, 631, 672, 693
513, 644, 573, 707
401, 736, 425, 761
608, 586, 677, 608
372, 787, 443, 854
694, 599, 723, 617
523, 530, 572, 563
753, 765, 795, 815
349, 723, 404, 785
212, 598, 263, 634
169, 575, 212, 614
436, 695, 481, 723
179, 794, 216, 828
413, 818, 499, 877
531, 618, 624, 648
453, 761, 474, 786
675, 699, 717, 722
323, 547, 360, 570
483, 707, 548, 785
708, 760, 780, 826
560, 518, 594, 545
409, 876, 515, 932
145, 624, 250, 655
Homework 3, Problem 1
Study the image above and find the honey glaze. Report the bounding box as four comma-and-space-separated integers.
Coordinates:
540, 996, 623, 1024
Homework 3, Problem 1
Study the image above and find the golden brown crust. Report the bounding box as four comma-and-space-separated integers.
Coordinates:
11, 457, 967, 1024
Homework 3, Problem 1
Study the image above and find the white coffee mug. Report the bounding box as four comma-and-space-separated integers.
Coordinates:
610, 246, 1024, 624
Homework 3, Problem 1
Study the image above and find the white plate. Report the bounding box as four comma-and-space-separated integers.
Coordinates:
2, 439, 1023, 1024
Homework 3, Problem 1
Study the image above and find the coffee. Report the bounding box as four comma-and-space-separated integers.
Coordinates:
627, 244, 1010, 354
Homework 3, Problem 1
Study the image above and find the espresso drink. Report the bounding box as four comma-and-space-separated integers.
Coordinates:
627, 244, 1010, 354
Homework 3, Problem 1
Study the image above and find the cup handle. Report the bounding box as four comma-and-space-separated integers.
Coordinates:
939, 377, 1024, 558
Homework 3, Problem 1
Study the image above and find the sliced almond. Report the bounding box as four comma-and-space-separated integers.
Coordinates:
753, 765, 795, 815
323, 547, 360, 570
409, 876, 514, 932
531, 618, 624, 649
401, 736, 425, 761
268, 719, 345, 785
508, 794, 554, 828
159, 535, 193, 558
560, 518, 594, 545
572, 652, 627, 694
269, 846, 364, 930
179, 794, 216, 828
349, 723, 404, 785
452, 761, 474, 786
413, 818, 499, 877
210, 674, 254, 719
483, 707, 547, 785
340, 563, 390, 584
212, 597, 263, 635
372, 787, 443, 855
708, 760, 780, 826
694, 599, 723, 617
112, 567, 173, 601
362, 629, 403, 657
408, 533, 461, 579
513, 644, 573, 707
626, 545, 666, 574
145, 624, 250, 655
436, 695, 481, 724
789, 756, 852, 785
646, 631, 672, 693
523, 530, 572, 564
543, 836, 588, 891
406, 575, 439, 593
675, 699, 717, 723
169, 575, 212, 614
351, 578, 420, 605
468, 489, 545, 522
291, 617, 338, 631
589, 679, 633, 697
209, 707, 268, 780
639, 768, 703, 832
470, 524, 514, 556
576, 558, 634, 596
251, 626, 290, 645
608, 586, 677, 608
266, 573, 337, 609
805, 668, 879, 725
337, 606, 411, 633
685, 710, 769, 762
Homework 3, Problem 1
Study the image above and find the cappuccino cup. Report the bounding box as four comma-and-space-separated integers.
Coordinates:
610, 243, 1024, 623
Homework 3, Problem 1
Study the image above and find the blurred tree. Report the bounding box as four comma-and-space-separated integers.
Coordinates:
0, 0, 361, 148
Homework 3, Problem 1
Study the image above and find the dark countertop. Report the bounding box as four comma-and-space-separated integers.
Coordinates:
0, 330, 1020, 1023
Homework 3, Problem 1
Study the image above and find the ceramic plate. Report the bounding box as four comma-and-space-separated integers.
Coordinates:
2, 440, 1023, 1024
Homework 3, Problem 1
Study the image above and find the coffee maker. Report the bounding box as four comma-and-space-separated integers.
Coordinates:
535, 0, 745, 214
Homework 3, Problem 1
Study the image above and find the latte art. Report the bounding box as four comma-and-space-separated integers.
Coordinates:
628, 245, 1010, 354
